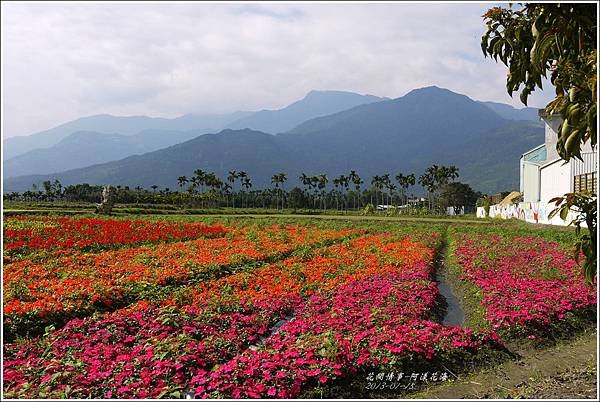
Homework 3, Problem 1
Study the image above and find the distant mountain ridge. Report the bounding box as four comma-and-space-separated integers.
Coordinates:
226, 90, 387, 133
3, 112, 252, 160
4, 129, 210, 178
478, 101, 541, 122
5, 86, 544, 194
3, 90, 386, 163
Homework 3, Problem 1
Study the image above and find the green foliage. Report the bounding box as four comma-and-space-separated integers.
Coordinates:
438, 182, 481, 213
549, 191, 597, 283
481, 3, 596, 160
362, 203, 376, 215
418, 165, 460, 212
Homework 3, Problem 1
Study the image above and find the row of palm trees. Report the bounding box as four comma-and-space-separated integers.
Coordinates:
173, 165, 459, 212
6, 165, 461, 213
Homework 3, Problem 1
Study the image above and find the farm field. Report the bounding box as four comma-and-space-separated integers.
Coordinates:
2, 213, 597, 399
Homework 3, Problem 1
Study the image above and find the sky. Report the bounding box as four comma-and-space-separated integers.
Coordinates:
1, 1, 555, 138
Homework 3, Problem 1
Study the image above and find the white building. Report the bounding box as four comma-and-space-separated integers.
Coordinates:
520, 111, 597, 203
478, 110, 596, 225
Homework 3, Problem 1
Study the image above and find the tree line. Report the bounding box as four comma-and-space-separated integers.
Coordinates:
4, 164, 481, 214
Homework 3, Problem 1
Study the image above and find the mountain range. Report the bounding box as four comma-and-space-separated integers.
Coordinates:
3, 90, 385, 163
3, 112, 253, 161
4, 86, 544, 194
225, 90, 386, 133
4, 129, 210, 178
479, 101, 540, 121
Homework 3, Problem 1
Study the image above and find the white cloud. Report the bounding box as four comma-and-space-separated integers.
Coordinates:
2, 2, 555, 137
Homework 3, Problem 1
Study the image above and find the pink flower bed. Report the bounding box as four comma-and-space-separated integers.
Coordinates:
192, 263, 498, 398
454, 234, 596, 332
3, 297, 300, 399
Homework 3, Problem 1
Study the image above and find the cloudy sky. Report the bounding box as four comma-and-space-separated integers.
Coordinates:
2, 1, 554, 138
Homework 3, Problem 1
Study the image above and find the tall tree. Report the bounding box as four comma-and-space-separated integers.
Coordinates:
349, 170, 363, 210
333, 175, 344, 211
482, 3, 597, 282
241, 175, 252, 208
227, 170, 239, 208
482, 3, 596, 160
395, 172, 416, 208
316, 174, 328, 210
419, 165, 460, 212
177, 176, 188, 189
271, 172, 287, 210
438, 182, 481, 214
299, 173, 313, 210
371, 175, 382, 208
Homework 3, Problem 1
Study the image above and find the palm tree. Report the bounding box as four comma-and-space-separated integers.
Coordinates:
300, 173, 313, 209
278, 173, 287, 209
317, 174, 328, 210
270, 172, 288, 210
371, 175, 383, 208
241, 175, 252, 208
395, 173, 416, 206
333, 176, 342, 211
395, 172, 416, 213
177, 175, 188, 189
227, 170, 238, 208
349, 170, 363, 210
419, 165, 460, 212
151, 185, 158, 193
381, 174, 392, 206
203, 172, 223, 208
340, 175, 350, 211
193, 169, 207, 193
386, 181, 396, 208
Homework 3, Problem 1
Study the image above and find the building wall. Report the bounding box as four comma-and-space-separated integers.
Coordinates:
539, 159, 571, 203
543, 115, 594, 157
522, 162, 540, 202
572, 151, 598, 176
544, 115, 561, 161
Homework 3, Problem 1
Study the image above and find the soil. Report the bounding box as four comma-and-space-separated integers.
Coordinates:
412, 330, 597, 399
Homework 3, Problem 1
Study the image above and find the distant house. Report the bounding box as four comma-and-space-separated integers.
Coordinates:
520, 110, 597, 203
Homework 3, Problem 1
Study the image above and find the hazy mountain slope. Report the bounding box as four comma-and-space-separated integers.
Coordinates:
3, 112, 252, 160
226, 90, 387, 133
4, 129, 209, 178
4, 129, 292, 191
479, 101, 541, 122
4, 87, 544, 194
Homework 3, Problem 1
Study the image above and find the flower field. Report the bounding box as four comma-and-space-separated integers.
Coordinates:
3, 216, 228, 263
452, 229, 597, 337
4, 220, 356, 339
2, 215, 597, 399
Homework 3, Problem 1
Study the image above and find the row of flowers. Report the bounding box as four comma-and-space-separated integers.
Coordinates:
3, 232, 475, 398
452, 232, 597, 335
192, 268, 499, 398
3, 297, 300, 399
3, 216, 228, 263
3, 224, 357, 339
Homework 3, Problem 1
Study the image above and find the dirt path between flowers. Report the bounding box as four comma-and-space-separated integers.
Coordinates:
432, 232, 465, 327
412, 330, 597, 399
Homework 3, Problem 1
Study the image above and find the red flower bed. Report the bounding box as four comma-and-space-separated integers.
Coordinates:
454, 233, 596, 334
3, 216, 227, 262
3, 225, 355, 336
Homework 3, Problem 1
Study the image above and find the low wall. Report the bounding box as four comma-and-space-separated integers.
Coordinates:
476, 201, 580, 226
